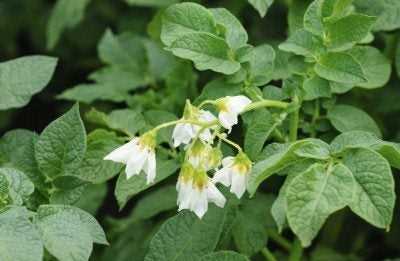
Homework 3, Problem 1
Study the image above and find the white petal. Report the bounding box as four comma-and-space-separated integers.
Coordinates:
228, 96, 252, 114
190, 188, 208, 219
199, 110, 217, 123
125, 149, 147, 179
212, 167, 232, 187
188, 155, 201, 167
104, 138, 139, 164
177, 181, 193, 211
230, 173, 247, 199
144, 151, 156, 184
218, 111, 238, 131
222, 156, 235, 167
207, 182, 226, 208
173, 123, 195, 147
199, 129, 213, 143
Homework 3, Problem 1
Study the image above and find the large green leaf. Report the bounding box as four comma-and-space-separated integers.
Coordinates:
327, 104, 381, 137
161, 2, 217, 46
342, 148, 395, 229
144, 206, 228, 261
279, 29, 325, 57
169, 32, 240, 75
115, 158, 179, 209
47, 0, 92, 49
0, 206, 43, 261
286, 163, 355, 247
35, 104, 86, 179
303, 0, 324, 37
314, 52, 366, 84
355, 0, 400, 31
0, 56, 57, 110
0, 168, 34, 206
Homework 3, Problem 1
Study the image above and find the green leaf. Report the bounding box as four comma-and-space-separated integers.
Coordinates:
47, 0, 91, 49
0, 56, 57, 110
247, 140, 313, 196
131, 185, 177, 222
74, 183, 108, 215
346, 46, 391, 89
210, 8, 248, 50
0, 206, 43, 261
248, 0, 274, 17
325, 14, 377, 51
35, 104, 86, 179
76, 130, 124, 183
232, 194, 274, 256
279, 29, 325, 57
200, 251, 250, 261
342, 148, 395, 229
243, 109, 276, 160
86, 108, 146, 137
144, 110, 178, 145
354, 0, 400, 31
303, 0, 325, 37
314, 52, 366, 84
0, 129, 46, 191
125, 0, 179, 7
161, 2, 217, 46
195, 78, 242, 104
144, 206, 228, 261
34, 205, 107, 261
327, 104, 381, 137
294, 138, 330, 160
115, 158, 179, 209
245, 44, 276, 86
50, 176, 87, 205
0, 168, 34, 206
286, 163, 355, 247
169, 32, 240, 75
302, 75, 331, 101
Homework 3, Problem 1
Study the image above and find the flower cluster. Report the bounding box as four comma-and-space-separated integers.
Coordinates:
104, 95, 252, 218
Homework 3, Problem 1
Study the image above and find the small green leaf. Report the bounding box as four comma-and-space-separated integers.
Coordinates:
35, 104, 86, 179
169, 32, 240, 75
248, 0, 274, 17
325, 14, 377, 51
0, 56, 57, 110
200, 251, 250, 261
286, 163, 355, 247
0, 168, 34, 206
115, 158, 179, 209
0, 206, 43, 261
347, 46, 391, 89
247, 140, 313, 196
210, 8, 248, 50
279, 29, 325, 57
245, 44, 276, 86
315, 52, 366, 84
343, 148, 395, 229
354, 0, 400, 31
161, 2, 217, 46
303, 75, 332, 101
327, 104, 381, 137
303, 0, 325, 37
47, 0, 91, 49
294, 138, 330, 160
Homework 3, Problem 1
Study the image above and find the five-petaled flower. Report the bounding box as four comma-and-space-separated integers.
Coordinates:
176, 163, 226, 218
213, 152, 252, 199
104, 132, 157, 184
216, 95, 252, 131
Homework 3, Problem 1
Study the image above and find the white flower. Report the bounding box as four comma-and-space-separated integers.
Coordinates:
216, 96, 252, 131
176, 164, 226, 218
213, 153, 252, 199
172, 110, 216, 147
104, 133, 156, 184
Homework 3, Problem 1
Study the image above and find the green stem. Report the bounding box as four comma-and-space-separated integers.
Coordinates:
216, 133, 242, 152
289, 95, 300, 142
288, 239, 303, 261
243, 99, 289, 113
266, 228, 292, 251
310, 99, 320, 138
151, 119, 218, 133
261, 248, 278, 261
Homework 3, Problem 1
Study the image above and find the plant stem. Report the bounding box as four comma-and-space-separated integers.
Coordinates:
261, 247, 277, 261
288, 239, 303, 261
216, 133, 242, 152
266, 228, 292, 251
243, 99, 289, 113
289, 95, 300, 142
310, 99, 320, 138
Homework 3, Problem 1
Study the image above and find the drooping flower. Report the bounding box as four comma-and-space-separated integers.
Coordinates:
186, 140, 213, 168
104, 132, 157, 184
216, 96, 252, 131
176, 164, 226, 218
172, 101, 216, 147
213, 152, 252, 198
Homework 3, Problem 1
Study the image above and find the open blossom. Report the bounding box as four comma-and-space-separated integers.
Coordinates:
216, 96, 252, 131
172, 102, 216, 147
104, 132, 156, 184
213, 152, 252, 198
176, 163, 226, 218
